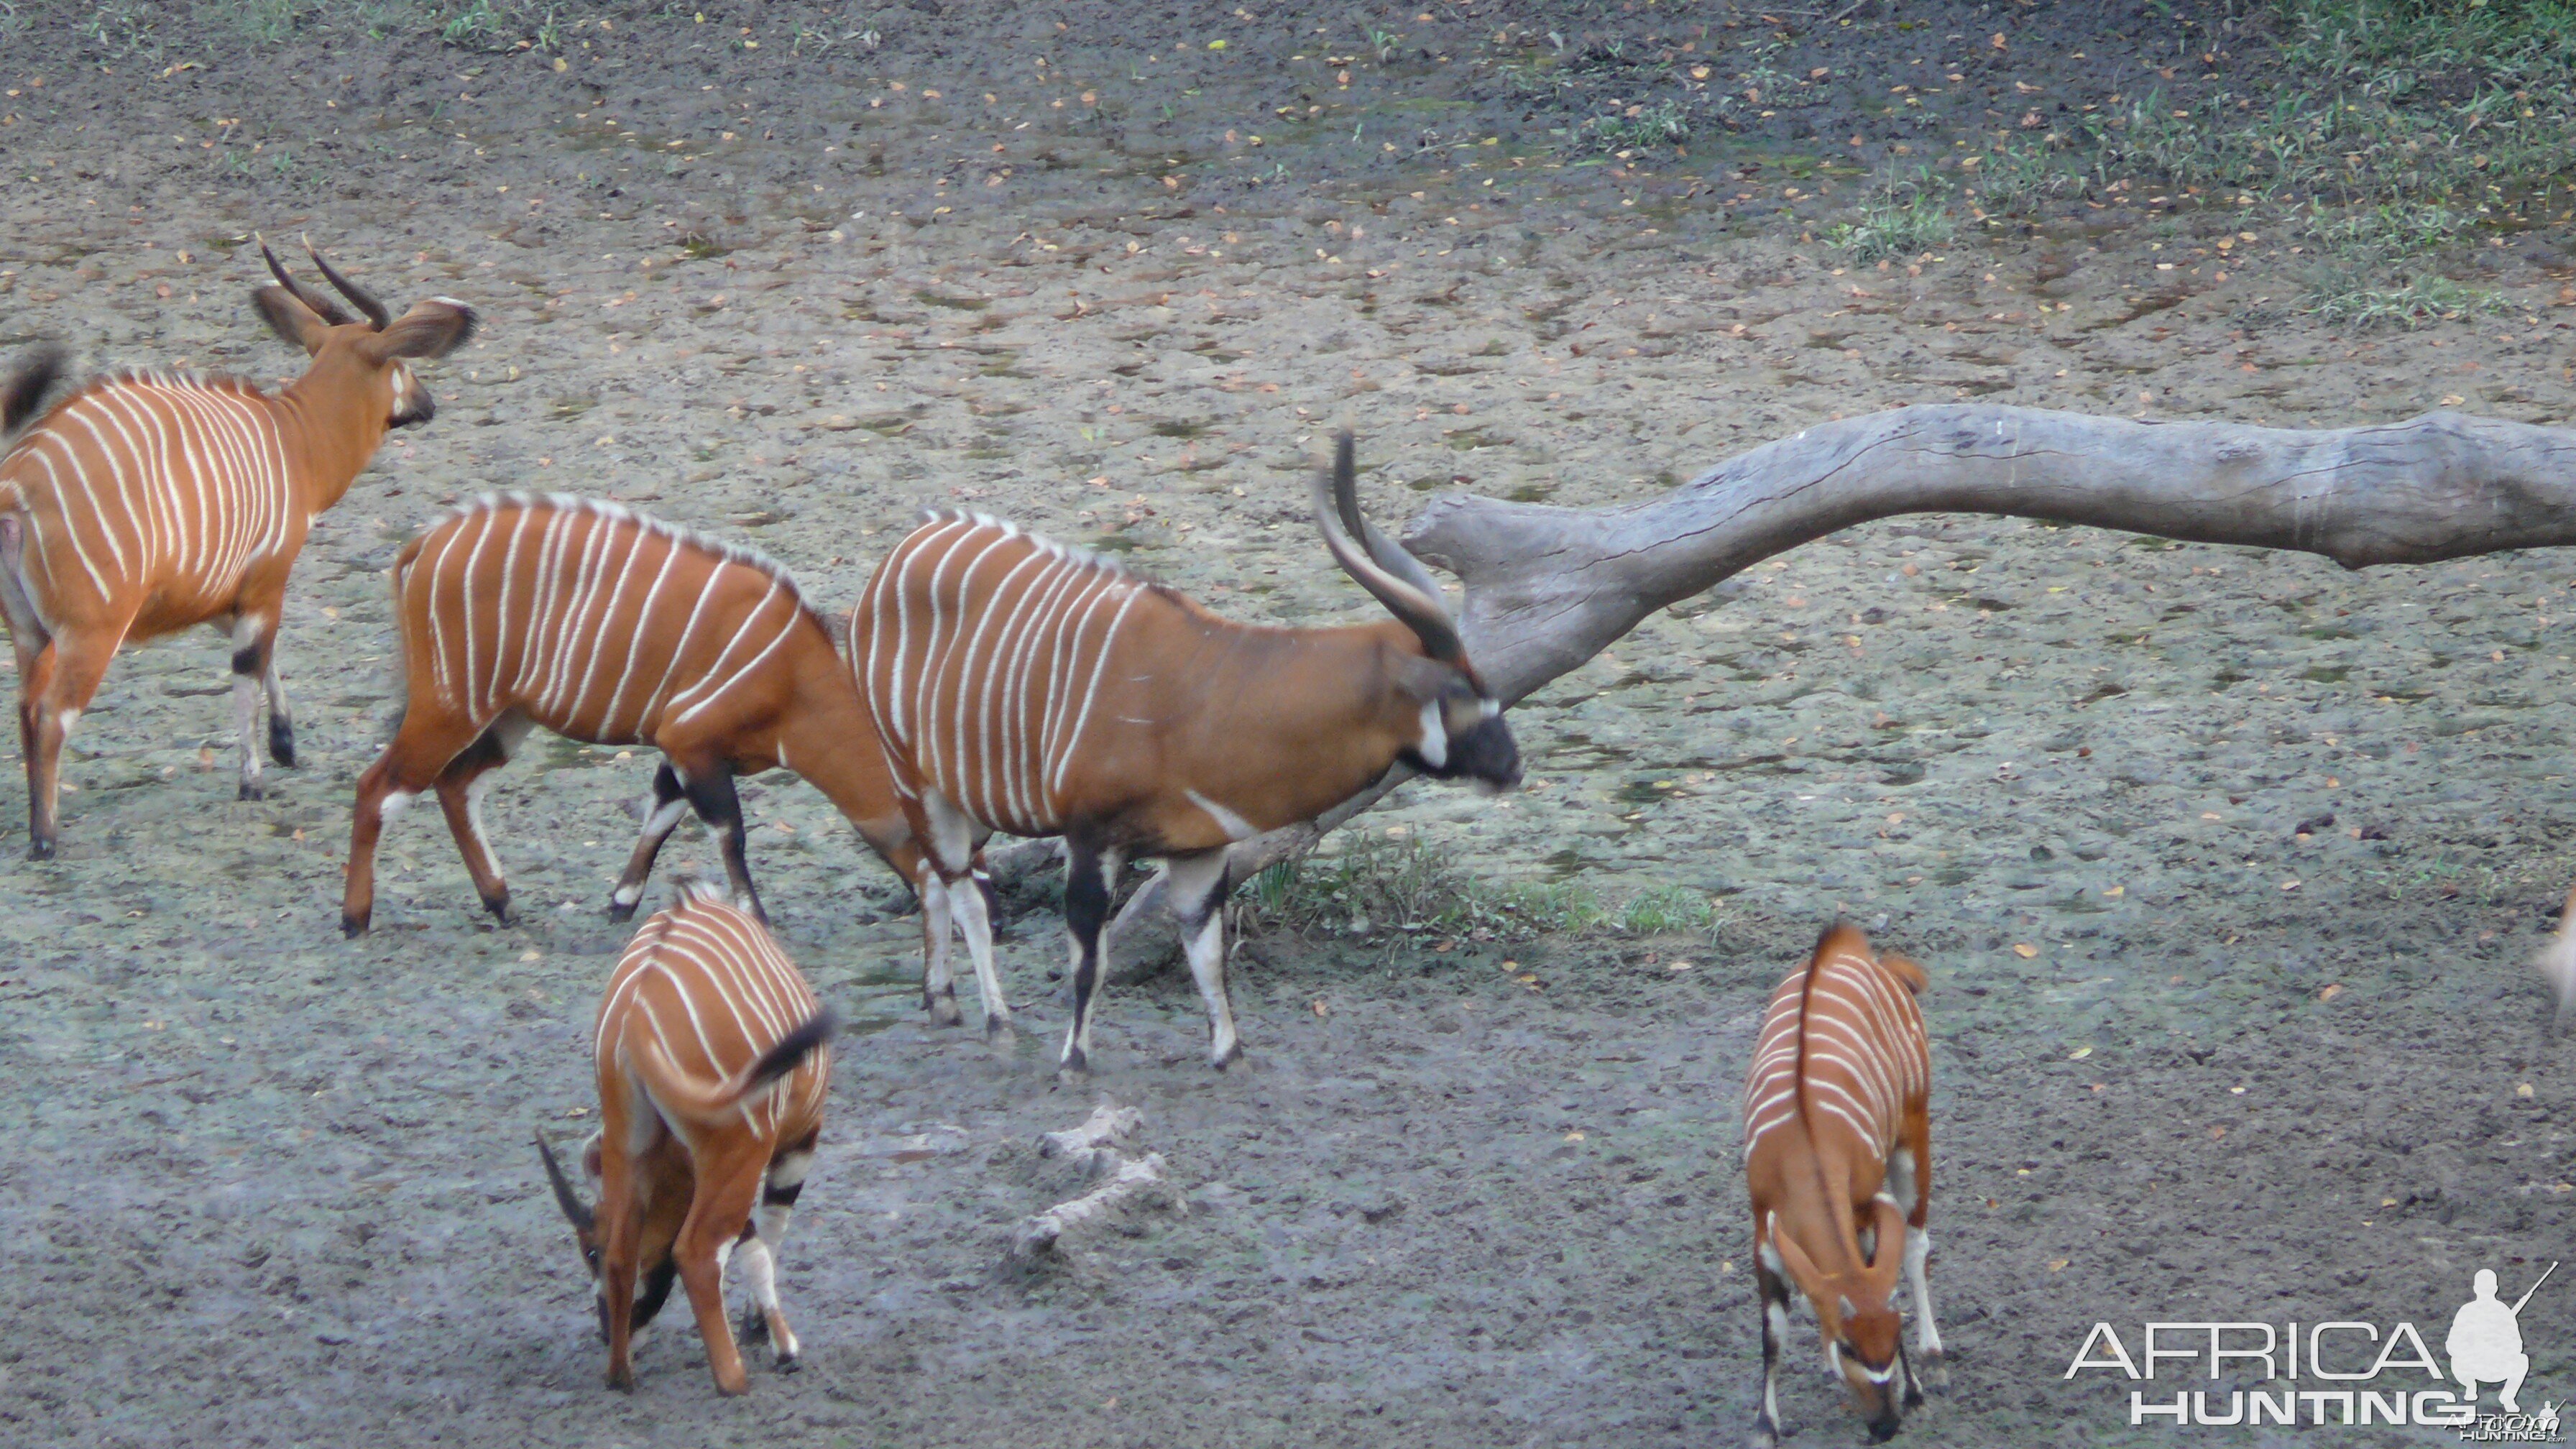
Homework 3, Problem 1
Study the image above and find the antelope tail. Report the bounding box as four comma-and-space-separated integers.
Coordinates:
629, 1008, 839, 1125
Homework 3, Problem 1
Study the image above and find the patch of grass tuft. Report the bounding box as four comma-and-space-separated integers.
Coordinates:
2301, 269, 2508, 328
1576, 98, 1689, 153
1238, 834, 1719, 945
1828, 166, 1956, 262
1966, 139, 2074, 216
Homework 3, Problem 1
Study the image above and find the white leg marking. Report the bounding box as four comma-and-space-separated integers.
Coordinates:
1164, 852, 1238, 1064
946, 868, 1007, 1032
919, 872, 955, 1000
1762, 1299, 1788, 1429
232, 672, 263, 788
379, 788, 414, 820
1906, 1227, 1941, 1357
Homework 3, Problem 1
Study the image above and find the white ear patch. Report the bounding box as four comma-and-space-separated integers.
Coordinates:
1414, 699, 1448, 769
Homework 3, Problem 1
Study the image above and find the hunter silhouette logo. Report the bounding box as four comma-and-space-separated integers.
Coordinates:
2064, 1260, 2561, 1435
2451, 1264, 2553, 1412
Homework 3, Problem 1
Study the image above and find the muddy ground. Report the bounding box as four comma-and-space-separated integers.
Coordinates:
3, 2, 2575, 1445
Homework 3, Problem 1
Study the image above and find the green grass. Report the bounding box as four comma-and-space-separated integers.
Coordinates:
1238, 834, 1720, 945
47, 1, 580, 52
1966, 139, 2074, 216
1575, 98, 1689, 153
2075, 4, 2576, 209
1828, 165, 1956, 262
2309, 199, 2476, 255
2301, 268, 2508, 328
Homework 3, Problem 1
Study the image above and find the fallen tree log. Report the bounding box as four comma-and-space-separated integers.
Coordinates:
1090, 404, 2576, 976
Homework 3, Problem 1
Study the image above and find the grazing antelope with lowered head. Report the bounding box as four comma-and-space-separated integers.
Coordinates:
0, 240, 472, 856
536, 879, 836, 1397
852, 431, 1520, 1077
341, 494, 992, 1006
1742, 923, 1942, 1445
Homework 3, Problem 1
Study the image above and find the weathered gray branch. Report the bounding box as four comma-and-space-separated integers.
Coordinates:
1103, 404, 2576, 977
1406, 403, 2576, 707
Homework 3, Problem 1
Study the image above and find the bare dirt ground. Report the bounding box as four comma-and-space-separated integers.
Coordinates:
4, 3, 2576, 1445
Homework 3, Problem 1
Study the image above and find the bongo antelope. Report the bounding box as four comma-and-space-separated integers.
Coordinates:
852, 432, 1520, 1076
0, 240, 472, 856
536, 880, 834, 1396
1742, 924, 1942, 1446
2537, 884, 2576, 1015
342, 495, 992, 1011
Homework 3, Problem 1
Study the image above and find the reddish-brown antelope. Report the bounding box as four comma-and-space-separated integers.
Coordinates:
342, 494, 991, 1013
0, 241, 472, 856
852, 432, 1520, 1077
536, 880, 834, 1396
2539, 890, 2576, 1015
1742, 923, 1942, 1445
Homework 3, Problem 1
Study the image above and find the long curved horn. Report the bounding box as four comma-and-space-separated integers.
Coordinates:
1313, 431, 1466, 666
257, 234, 354, 326
302, 235, 390, 330
535, 1131, 594, 1233
1329, 431, 1447, 602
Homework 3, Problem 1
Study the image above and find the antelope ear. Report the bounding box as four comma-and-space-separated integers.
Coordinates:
252, 285, 334, 355
363, 298, 478, 362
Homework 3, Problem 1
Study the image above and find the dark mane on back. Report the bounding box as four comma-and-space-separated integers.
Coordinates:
1, 346, 67, 437
426, 493, 834, 635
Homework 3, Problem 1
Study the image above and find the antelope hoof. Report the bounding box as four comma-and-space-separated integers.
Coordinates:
26, 836, 52, 862
1921, 1349, 1951, 1394
341, 911, 369, 938
267, 721, 295, 768
1208, 1041, 1243, 1072
924, 993, 962, 1028
713, 1368, 750, 1397
481, 891, 512, 924
1055, 1049, 1090, 1086
738, 1304, 768, 1343
773, 1351, 801, 1374
1745, 1425, 1781, 1449
604, 893, 639, 923
237, 777, 266, 802
605, 1366, 635, 1393
983, 1013, 1013, 1044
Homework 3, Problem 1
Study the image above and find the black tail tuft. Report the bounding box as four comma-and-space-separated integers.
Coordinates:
744, 1008, 839, 1092
1, 346, 68, 437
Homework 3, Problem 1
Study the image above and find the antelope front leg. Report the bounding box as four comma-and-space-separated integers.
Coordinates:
1056, 838, 1122, 1081
915, 870, 963, 1026
735, 1141, 812, 1368
262, 651, 295, 767
1750, 1259, 1793, 1448
229, 615, 277, 800
1163, 850, 1242, 1069
1905, 1225, 1945, 1389
608, 763, 689, 921
673, 760, 765, 923
24, 631, 115, 860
